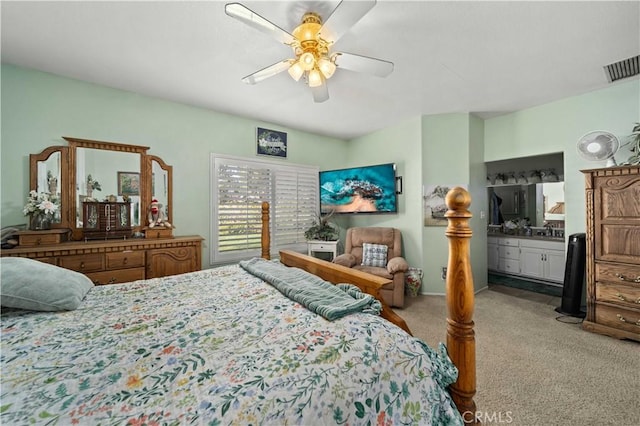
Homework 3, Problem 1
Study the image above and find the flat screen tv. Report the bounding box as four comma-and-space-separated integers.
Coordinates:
319, 163, 398, 214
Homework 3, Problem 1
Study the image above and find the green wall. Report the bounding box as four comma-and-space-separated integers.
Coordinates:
484, 79, 640, 239
345, 116, 423, 268
2, 64, 636, 294
0, 64, 348, 264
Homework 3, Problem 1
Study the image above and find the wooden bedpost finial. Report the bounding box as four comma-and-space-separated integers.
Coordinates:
444, 187, 477, 421
261, 202, 270, 260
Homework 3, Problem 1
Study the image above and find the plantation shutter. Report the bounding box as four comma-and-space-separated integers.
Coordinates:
274, 167, 318, 247
213, 157, 272, 262
211, 154, 318, 264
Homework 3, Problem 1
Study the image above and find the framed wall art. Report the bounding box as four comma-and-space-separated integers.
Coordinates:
423, 184, 467, 226
117, 171, 140, 196
257, 127, 287, 158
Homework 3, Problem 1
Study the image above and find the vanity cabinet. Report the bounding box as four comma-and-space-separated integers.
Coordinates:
488, 236, 565, 284
498, 238, 520, 275
519, 239, 565, 283
0, 236, 203, 285
487, 237, 499, 271
582, 166, 640, 342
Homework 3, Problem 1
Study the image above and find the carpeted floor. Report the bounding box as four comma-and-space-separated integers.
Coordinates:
395, 285, 639, 426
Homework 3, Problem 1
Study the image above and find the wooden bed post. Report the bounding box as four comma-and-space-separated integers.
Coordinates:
261, 202, 270, 260
444, 187, 477, 421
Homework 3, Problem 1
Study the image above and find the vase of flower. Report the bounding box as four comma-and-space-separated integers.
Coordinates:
23, 190, 59, 231
30, 214, 52, 230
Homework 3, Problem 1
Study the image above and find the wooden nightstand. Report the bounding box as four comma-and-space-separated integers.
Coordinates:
307, 240, 339, 261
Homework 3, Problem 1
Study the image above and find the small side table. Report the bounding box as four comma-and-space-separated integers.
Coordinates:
307, 240, 339, 261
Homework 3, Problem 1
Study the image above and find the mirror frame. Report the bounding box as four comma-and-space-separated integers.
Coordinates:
28, 137, 172, 241
64, 137, 152, 240
147, 154, 173, 227
30, 145, 69, 229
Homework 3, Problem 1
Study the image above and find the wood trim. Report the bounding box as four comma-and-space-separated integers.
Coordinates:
1, 236, 203, 258
279, 249, 411, 335
62, 136, 150, 154
444, 187, 477, 419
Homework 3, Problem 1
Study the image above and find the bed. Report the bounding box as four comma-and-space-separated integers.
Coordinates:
1, 187, 477, 425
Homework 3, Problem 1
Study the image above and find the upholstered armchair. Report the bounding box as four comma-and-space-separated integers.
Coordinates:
333, 227, 408, 308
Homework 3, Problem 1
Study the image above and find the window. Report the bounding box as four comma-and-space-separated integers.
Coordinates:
210, 154, 318, 264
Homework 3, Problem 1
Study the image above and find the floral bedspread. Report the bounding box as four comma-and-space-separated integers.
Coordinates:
1, 264, 463, 425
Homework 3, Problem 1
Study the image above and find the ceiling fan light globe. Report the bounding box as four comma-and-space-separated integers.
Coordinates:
308, 69, 324, 88
318, 57, 336, 79
288, 62, 304, 81
300, 52, 315, 71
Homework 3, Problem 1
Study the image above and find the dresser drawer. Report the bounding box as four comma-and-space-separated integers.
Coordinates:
59, 254, 104, 273
594, 303, 640, 336
596, 262, 640, 285
499, 246, 519, 260
596, 282, 640, 309
106, 251, 145, 270
86, 267, 145, 285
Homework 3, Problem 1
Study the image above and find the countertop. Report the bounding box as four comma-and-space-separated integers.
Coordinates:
487, 233, 565, 242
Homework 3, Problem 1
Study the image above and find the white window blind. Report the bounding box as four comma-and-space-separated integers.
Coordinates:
211, 154, 318, 264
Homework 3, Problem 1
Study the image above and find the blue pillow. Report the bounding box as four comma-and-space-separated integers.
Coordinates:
1, 257, 94, 311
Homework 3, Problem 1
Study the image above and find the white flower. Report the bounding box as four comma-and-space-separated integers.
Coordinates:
23, 191, 59, 217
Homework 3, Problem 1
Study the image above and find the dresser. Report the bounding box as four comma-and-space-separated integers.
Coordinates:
582, 166, 640, 341
0, 236, 203, 285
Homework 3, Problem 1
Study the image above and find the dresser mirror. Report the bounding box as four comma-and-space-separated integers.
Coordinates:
75, 147, 142, 229
30, 146, 69, 228
29, 137, 172, 240
149, 155, 173, 227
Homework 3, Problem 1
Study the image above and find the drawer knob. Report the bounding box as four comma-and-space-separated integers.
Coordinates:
616, 314, 640, 327
80, 262, 85, 269
615, 272, 640, 283
123, 258, 128, 265
615, 293, 640, 304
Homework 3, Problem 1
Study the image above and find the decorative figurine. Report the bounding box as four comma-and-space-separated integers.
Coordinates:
148, 198, 173, 228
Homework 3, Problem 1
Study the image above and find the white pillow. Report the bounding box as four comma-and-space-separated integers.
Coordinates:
1, 257, 94, 311
361, 243, 388, 268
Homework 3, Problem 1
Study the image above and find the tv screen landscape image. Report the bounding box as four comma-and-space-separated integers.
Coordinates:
320, 163, 398, 214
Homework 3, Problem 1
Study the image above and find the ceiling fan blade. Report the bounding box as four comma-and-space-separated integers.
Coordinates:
320, 0, 376, 43
242, 59, 292, 85
225, 3, 295, 45
311, 83, 329, 103
334, 52, 393, 77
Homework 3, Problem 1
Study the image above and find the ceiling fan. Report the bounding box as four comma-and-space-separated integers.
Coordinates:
225, 1, 393, 103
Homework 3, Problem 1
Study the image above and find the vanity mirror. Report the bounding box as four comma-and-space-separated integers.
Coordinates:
29, 137, 172, 240
30, 146, 69, 228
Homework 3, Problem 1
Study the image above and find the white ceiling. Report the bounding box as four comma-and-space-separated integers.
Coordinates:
2, 1, 639, 140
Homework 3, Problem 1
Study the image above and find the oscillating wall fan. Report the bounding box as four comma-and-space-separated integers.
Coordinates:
576, 130, 620, 167
225, 1, 393, 103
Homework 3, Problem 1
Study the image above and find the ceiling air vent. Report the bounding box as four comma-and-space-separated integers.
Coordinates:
604, 55, 640, 83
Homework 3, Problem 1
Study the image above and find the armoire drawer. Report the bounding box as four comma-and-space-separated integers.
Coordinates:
596, 262, 640, 285
86, 268, 145, 285
59, 254, 104, 273
105, 251, 145, 270
594, 303, 640, 335
596, 282, 640, 309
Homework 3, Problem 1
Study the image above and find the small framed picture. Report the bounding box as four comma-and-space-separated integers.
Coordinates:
257, 127, 287, 158
118, 171, 140, 196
